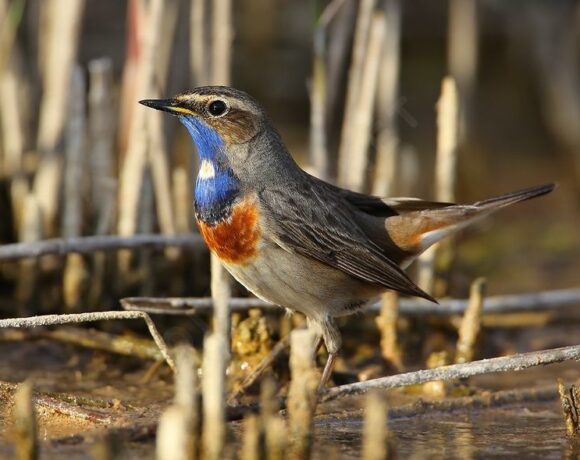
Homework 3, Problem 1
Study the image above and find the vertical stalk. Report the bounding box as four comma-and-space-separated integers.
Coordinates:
337, 0, 376, 189
341, 12, 386, 192
33, 0, 85, 236
372, 0, 402, 197
62, 65, 88, 310
417, 77, 459, 295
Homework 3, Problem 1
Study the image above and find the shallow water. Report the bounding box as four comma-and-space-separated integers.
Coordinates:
313, 402, 569, 459
0, 335, 578, 458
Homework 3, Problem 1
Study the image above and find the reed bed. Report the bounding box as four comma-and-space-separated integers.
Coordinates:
0, 1, 576, 459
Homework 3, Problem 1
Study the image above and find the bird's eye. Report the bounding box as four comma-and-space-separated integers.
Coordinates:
207, 99, 228, 117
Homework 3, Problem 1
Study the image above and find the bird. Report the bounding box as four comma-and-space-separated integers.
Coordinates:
140, 86, 555, 389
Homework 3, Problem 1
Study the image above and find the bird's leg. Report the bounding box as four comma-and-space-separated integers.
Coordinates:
312, 315, 342, 391
318, 352, 337, 391
313, 335, 323, 356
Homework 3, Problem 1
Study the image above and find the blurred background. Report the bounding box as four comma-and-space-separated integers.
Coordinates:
1, 3, 580, 457
0, 0, 578, 315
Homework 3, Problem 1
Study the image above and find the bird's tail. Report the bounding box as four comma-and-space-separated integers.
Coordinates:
471, 183, 556, 211
385, 183, 556, 256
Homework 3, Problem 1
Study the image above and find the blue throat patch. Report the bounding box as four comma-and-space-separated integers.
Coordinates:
178, 116, 240, 224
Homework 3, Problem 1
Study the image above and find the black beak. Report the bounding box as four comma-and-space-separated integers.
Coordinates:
139, 98, 184, 115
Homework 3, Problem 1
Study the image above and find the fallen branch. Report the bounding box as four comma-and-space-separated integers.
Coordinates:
0, 311, 175, 371
0, 327, 164, 361
320, 344, 580, 402
121, 287, 580, 316
0, 234, 205, 261
0, 381, 112, 424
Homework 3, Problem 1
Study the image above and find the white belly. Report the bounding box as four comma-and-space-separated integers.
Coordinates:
223, 241, 382, 320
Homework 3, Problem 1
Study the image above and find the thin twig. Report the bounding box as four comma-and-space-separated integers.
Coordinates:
0, 234, 205, 261
121, 287, 580, 316
0, 311, 175, 371
320, 343, 580, 402
229, 335, 290, 403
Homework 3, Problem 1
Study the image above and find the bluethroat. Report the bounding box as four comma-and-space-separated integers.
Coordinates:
140, 87, 554, 389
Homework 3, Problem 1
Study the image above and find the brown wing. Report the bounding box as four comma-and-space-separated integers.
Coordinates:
259, 183, 436, 303
309, 174, 453, 216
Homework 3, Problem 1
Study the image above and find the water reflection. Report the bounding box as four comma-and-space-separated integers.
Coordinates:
312, 402, 568, 459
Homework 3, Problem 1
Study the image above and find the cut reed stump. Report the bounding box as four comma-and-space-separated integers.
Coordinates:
287, 329, 320, 459
13, 381, 38, 460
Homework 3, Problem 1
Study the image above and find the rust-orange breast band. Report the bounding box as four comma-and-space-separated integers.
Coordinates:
197, 196, 261, 264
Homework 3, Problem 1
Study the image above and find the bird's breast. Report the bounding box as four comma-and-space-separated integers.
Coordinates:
197, 195, 261, 265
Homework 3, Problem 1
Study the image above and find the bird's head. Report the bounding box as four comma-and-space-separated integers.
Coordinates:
140, 86, 299, 193
139, 86, 267, 159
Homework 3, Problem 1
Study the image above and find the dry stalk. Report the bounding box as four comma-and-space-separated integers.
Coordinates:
147, 0, 179, 243
558, 379, 580, 437
448, 0, 478, 129
190, 0, 209, 85
88, 57, 116, 236
34, 0, 85, 236
361, 391, 390, 460
241, 414, 264, 460
417, 77, 459, 294
63, 65, 88, 310
372, 0, 402, 197
15, 194, 41, 308
117, 0, 165, 251
211, 0, 232, 85
0, 52, 25, 178
422, 351, 450, 399
211, 254, 231, 340
455, 278, 486, 364
148, 109, 176, 237
157, 345, 199, 460
344, 13, 385, 191
202, 333, 228, 460
86, 63, 113, 309
173, 166, 192, 234
13, 381, 38, 460
310, 30, 328, 180
375, 291, 403, 370
337, 0, 377, 187
157, 405, 195, 460
344, 12, 386, 192
287, 328, 319, 459
260, 377, 287, 460
0, 0, 26, 74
